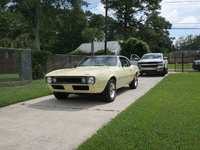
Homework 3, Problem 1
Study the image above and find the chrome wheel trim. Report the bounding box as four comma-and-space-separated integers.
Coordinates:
135, 76, 138, 87
110, 82, 116, 99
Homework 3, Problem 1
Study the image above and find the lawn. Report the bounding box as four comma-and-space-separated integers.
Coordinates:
0, 79, 52, 108
76, 72, 200, 150
168, 63, 193, 69
0, 73, 21, 82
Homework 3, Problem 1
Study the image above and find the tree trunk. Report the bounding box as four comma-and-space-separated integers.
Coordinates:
124, 2, 128, 41
91, 41, 94, 56
34, 3, 40, 51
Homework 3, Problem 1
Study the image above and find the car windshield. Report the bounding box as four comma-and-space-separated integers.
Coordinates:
142, 54, 162, 59
78, 57, 118, 67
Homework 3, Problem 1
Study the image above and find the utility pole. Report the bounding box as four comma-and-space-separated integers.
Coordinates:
104, 0, 108, 55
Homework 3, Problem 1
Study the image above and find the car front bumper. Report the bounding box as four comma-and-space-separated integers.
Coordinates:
47, 81, 107, 94
139, 66, 164, 73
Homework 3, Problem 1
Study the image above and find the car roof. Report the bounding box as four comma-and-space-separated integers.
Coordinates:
85, 55, 128, 59
143, 53, 162, 55
194, 60, 200, 62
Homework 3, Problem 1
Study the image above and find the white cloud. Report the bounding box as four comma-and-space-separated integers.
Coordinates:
92, 3, 105, 15
179, 16, 198, 23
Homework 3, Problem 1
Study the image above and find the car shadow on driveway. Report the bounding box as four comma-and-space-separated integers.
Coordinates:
28, 86, 131, 112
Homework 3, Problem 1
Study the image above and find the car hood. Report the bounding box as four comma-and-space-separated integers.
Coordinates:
46, 66, 116, 77
138, 59, 162, 63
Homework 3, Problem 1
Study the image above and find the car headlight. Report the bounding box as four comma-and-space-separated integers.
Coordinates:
87, 76, 95, 85
47, 77, 52, 84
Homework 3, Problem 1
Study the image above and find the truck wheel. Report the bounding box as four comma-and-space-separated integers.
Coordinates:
53, 92, 69, 100
129, 75, 138, 89
159, 68, 166, 76
166, 67, 168, 74
102, 79, 116, 102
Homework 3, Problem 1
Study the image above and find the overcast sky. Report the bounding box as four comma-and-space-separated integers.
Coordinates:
84, 0, 200, 39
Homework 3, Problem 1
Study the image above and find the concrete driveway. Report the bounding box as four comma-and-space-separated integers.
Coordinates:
0, 75, 165, 150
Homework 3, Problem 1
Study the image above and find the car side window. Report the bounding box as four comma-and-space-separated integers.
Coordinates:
120, 57, 131, 67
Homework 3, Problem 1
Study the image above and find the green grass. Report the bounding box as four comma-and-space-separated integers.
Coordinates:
77, 72, 200, 150
168, 63, 193, 69
0, 73, 21, 82
0, 79, 52, 108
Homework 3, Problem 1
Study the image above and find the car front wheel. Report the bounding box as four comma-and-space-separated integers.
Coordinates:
102, 79, 116, 102
129, 75, 138, 89
53, 92, 69, 100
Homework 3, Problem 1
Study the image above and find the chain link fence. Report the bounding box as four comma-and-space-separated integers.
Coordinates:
0, 47, 32, 87
169, 50, 200, 72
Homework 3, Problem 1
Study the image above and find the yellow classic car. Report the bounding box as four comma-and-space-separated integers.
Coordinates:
45, 55, 139, 102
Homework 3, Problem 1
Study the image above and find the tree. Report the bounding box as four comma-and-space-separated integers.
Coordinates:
101, 0, 162, 41
136, 11, 174, 53
175, 35, 200, 50
119, 37, 150, 58
82, 28, 104, 55
85, 11, 122, 41
9, 0, 88, 51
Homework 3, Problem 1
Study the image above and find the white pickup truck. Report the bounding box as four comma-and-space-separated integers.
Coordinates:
131, 53, 168, 76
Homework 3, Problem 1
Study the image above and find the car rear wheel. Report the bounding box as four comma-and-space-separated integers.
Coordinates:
129, 75, 138, 89
53, 92, 69, 100
102, 79, 116, 102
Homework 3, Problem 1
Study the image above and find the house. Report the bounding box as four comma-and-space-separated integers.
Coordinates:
170, 50, 200, 63
76, 41, 121, 55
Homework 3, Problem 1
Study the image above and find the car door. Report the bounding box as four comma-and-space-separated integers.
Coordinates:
130, 54, 140, 65
119, 57, 133, 84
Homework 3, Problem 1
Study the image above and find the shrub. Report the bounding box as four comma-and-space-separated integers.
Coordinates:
31, 50, 51, 79
68, 49, 87, 55
94, 49, 115, 55
119, 37, 150, 58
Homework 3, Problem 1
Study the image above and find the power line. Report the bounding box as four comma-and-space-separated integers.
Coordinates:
162, 1, 200, 3
172, 23, 200, 24
170, 28, 200, 29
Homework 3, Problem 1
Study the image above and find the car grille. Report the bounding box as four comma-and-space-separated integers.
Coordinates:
51, 76, 86, 84
138, 62, 161, 67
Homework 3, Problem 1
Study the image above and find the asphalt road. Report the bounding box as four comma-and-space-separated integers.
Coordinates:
0, 74, 165, 150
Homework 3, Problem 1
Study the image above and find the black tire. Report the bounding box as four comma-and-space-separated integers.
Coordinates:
53, 92, 69, 100
166, 67, 168, 74
159, 68, 166, 76
102, 79, 116, 102
129, 75, 138, 89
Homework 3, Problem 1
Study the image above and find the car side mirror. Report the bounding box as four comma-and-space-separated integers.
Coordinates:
164, 57, 168, 60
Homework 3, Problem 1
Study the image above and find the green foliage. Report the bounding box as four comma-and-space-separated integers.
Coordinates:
136, 12, 174, 53
101, 0, 162, 40
68, 49, 87, 55
31, 50, 51, 79
0, 34, 34, 49
94, 49, 115, 55
175, 35, 200, 50
119, 37, 150, 58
